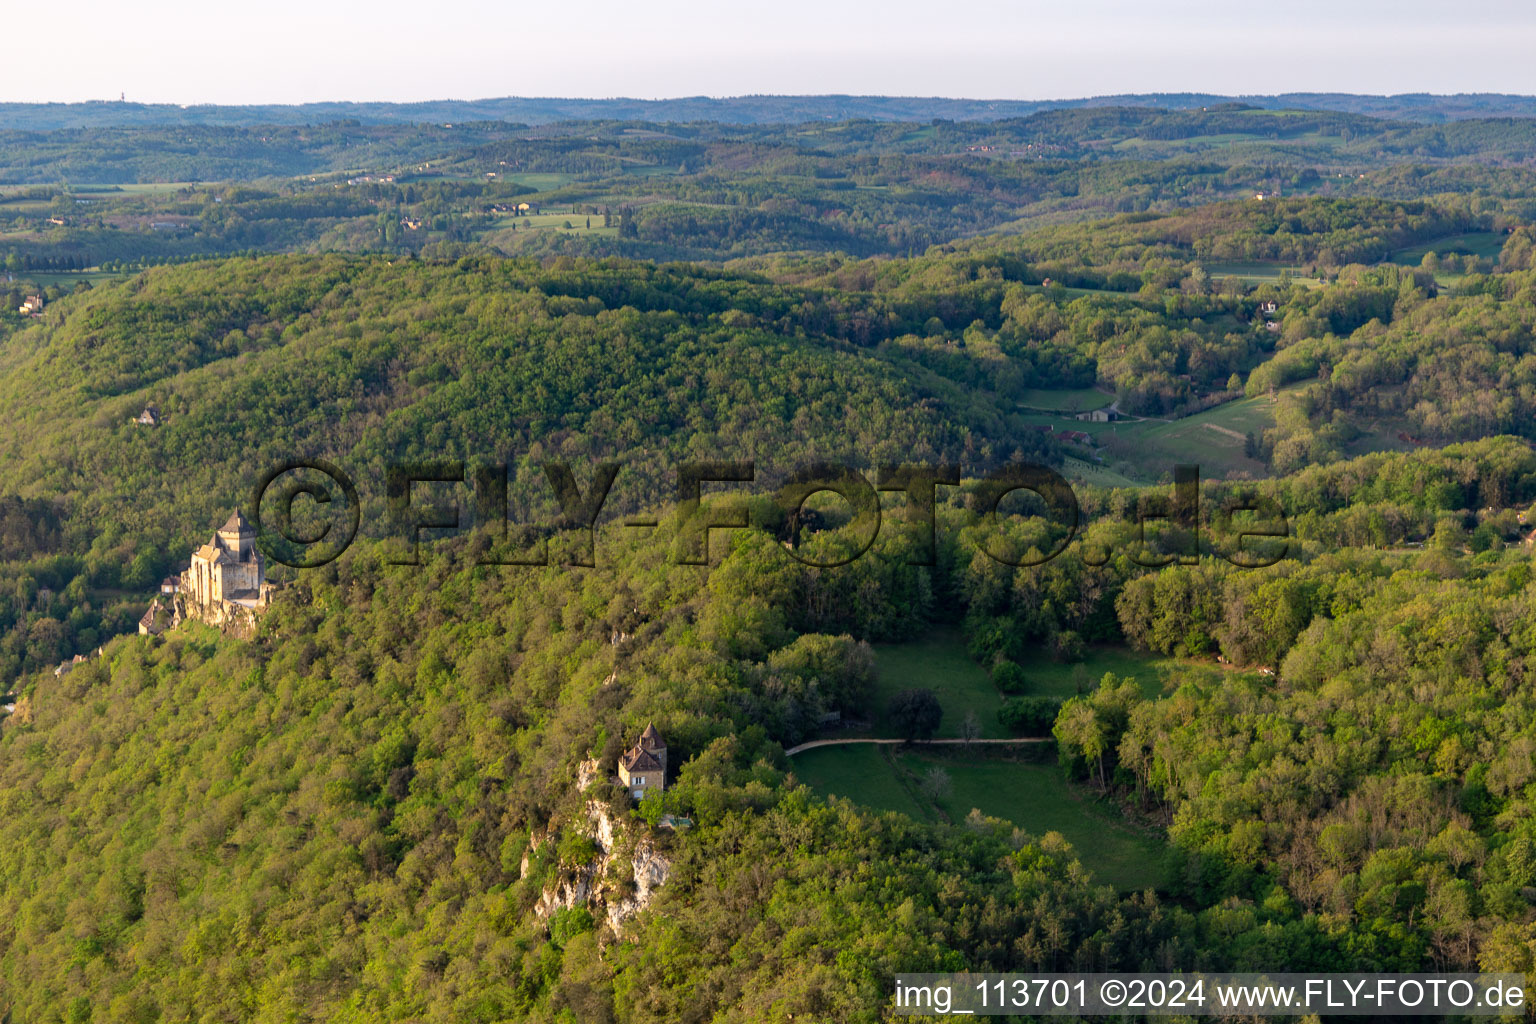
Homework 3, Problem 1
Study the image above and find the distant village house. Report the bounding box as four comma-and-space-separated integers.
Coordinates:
54, 653, 87, 677
138, 598, 172, 637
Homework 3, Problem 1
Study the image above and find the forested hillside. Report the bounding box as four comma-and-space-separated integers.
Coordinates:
4, 188, 1536, 678
5, 101, 1536, 1021
4, 437, 1536, 1017
0, 250, 1072, 679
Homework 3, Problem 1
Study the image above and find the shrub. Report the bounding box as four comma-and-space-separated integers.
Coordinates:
1052, 630, 1086, 663
548, 906, 594, 948
992, 660, 1029, 693
888, 688, 942, 741
998, 696, 1062, 735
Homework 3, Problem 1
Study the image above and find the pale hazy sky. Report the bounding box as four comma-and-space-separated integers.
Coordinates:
6, 0, 1536, 105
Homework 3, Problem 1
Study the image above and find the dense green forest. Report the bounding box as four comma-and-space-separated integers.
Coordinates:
5, 99, 1536, 1021
3, 442, 1536, 1018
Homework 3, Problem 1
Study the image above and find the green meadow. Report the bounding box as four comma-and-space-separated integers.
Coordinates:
903, 751, 1167, 891
1018, 386, 1111, 413
1114, 392, 1278, 476
1060, 455, 1140, 489
1019, 644, 1229, 700
863, 631, 1229, 734
792, 743, 937, 822
1022, 390, 1279, 481
865, 629, 1008, 738
1206, 260, 1325, 287
1389, 231, 1506, 265
794, 743, 1167, 891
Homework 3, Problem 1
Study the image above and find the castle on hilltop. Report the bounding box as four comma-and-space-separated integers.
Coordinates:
143, 510, 276, 637
618, 724, 667, 801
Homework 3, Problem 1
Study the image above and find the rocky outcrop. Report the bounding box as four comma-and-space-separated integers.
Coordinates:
606, 832, 669, 931
171, 593, 264, 639
533, 771, 671, 935
534, 868, 594, 919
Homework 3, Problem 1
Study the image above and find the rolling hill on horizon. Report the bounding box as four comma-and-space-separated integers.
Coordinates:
7, 91, 1536, 130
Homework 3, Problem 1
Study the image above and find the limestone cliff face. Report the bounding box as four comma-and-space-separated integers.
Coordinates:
531, 759, 672, 934
171, 593, 264, 639
607, 828, 670, 932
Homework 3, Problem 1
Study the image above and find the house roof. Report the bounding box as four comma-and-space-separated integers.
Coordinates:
640, 722, 664, 747
621, 746, 664, 772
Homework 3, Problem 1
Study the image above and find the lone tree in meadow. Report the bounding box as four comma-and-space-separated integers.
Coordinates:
889, 688, 942, 742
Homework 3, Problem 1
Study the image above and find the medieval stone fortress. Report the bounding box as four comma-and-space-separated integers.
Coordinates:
140, 510, 276, 637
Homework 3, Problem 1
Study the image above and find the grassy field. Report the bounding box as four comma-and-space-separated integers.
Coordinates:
1104, 392, 1278, 480
1390, 231, 1505, 265
797, 632, 1222, 889
862, 630, 1228, 733
1060, 456, 1140, 489
1206, 260, 1324, 287
14, 268, 130, 287
792, 744, 937, 821
483, 213, 619, 248
1021, 391, 1277, 482
503, 173, 574, 192
489, 211, 615, 230
864, 629, 1007, 738
1050, 378, 1469, 476
902, 751, 1166, 890
1022, 644, 1227, 700
794, 743, 1167, 890
1018, 387, 1111, 413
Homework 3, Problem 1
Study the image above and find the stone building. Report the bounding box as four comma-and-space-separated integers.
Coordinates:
182, 510, 272, 610
618, 723, 667, 801
138, 598, 172, 637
